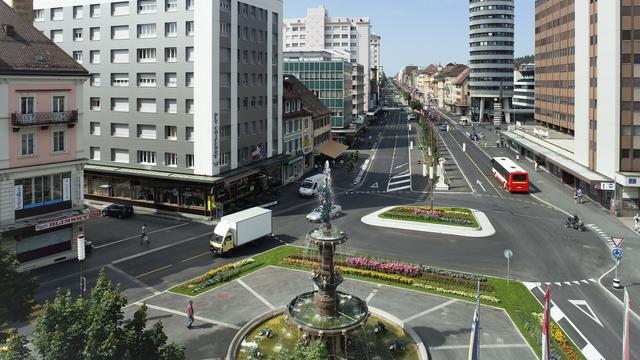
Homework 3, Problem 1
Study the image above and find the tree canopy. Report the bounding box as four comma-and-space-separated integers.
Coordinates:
0, 246, 38, 326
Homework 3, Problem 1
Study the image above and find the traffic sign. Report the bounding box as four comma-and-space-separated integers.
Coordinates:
611, 236, 624, 248
612, 247, 623, 259
504, 249, 513, 259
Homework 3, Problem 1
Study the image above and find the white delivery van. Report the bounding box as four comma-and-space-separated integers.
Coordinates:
298, 174, 327, 197
209, 207, 272, 255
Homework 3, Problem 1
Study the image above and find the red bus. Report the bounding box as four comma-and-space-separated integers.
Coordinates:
491, 157, 529, 192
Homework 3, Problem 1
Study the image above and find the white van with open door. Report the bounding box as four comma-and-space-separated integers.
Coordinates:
298, 174, 327, 197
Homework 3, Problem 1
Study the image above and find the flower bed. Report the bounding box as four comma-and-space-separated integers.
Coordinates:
185, 258, 255, 293
379, 206, 479, 228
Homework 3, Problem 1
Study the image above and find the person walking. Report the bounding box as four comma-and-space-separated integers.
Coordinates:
634, 213, 640, 232
516, 154, 520, 162
534, 161, 539, 172
577, 188, 584, 204
186, 300, 194, 329
573, 191, 578, 204
140, 224, 147, 245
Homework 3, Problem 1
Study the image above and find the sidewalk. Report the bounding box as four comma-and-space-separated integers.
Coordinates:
85, 199, 216, 225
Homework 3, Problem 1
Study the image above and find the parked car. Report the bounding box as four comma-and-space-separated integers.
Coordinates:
102, 204, 134, 218
306, 205, 342, 222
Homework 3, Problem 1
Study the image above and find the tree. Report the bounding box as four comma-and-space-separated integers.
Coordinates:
0, 246, 38, 326
0, 329, 33, 360
410, 99, 423, 112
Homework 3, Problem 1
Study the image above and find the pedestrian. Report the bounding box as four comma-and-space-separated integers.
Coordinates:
573, 191, 578, 204
516, 154, 520, 162
634, 213, 640, 232
534, 161, 539, 172
186, 300, 194, 329
496, 139, 500, 148
577, 188, 584, 204
140, 224, 147, 245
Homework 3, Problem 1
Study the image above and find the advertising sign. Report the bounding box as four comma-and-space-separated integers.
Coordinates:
35, 209, 101, 231
63, 177, 71, 201
15, 185, 23, 210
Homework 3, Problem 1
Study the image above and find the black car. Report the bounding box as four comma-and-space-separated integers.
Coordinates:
102, 204, 134, 218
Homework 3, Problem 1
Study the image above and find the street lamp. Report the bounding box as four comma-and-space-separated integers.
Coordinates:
77, 232, 86, 298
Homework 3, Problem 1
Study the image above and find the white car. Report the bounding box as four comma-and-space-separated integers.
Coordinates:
306, 205, 342, 222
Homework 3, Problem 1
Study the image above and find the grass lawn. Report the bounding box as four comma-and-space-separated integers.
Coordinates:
379, 206, 480, 228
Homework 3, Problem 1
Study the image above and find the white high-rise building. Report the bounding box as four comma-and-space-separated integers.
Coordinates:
32, 0, 283, 212
283, 5, 371, 111
370, 32, 381, 74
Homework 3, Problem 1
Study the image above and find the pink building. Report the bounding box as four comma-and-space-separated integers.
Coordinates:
0, 1, 91, 270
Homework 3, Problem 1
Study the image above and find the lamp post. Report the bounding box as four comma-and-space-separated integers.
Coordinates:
77, 233, 86, 298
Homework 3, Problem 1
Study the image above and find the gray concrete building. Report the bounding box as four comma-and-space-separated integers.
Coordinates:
33, 0, 283, 213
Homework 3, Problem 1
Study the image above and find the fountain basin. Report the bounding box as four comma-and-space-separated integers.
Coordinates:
306, 226, 347, 245
286, 291, 369, 335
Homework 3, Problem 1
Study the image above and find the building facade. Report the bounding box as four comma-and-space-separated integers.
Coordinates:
33, 0, 284, 213
283, 6, 371, 110
468, 0, 515, 124
351, 63, 364, 119
0, 1, 92, 270
513, 63, 534, 122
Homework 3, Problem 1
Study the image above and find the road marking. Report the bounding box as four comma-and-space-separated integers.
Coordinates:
106, 264, 161, 295
395, 163, 408, 169
94, 223, 190, 249
402, 299, 457, 323
388, 178, 411, 186
237, 279, 275, 310
476, 179, 486, 192
113, 231, 213, 264
180, 252, 211, 263
140, 303, 241, 330
430, 344, 530, 350
388, 185, 411, 192
136, 264, 173, 279
369, 182, 379, 189
568, 299, 603, 327
365, 289, 378, 303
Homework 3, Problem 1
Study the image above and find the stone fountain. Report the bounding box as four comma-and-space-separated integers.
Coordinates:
285, 161, 369, 356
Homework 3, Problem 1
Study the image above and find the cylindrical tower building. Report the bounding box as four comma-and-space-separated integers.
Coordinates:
468, 0, 515, 124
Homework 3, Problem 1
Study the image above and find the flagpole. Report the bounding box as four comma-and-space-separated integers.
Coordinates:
468, 280, 480, 360
622, 287, 630, 360
542, 285, 551, 360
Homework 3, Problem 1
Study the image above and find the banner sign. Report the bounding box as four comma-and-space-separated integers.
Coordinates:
15, 185, 23, 210
35, 209, 101, 231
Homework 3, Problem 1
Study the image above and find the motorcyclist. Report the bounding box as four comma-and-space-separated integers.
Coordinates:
568, 215, 579, 225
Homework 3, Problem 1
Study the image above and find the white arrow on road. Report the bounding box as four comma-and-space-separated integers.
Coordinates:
568, 300, 603, 327
370, 182, 379, 189
476, 179, 486, 192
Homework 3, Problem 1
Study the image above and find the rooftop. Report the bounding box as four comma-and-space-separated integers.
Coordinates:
283, 74, 332, 119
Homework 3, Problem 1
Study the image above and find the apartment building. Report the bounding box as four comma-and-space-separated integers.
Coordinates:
371, 32, 381, 75
513, 63, 534, 122
32, 0, 283, 213
283, 5, 372, 111
501, 1, 640, 216
0, 1, 92, 270
351, 63, 364, 120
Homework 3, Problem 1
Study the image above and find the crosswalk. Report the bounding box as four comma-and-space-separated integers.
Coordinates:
586, 224, 614, 247
387, 169, 411, 192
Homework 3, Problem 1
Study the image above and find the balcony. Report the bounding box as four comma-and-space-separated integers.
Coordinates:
11, 110, 78, 130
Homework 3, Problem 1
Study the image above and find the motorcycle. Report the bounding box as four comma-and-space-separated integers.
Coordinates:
564, 217, 588, 232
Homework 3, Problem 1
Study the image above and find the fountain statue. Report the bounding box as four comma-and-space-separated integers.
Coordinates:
285, 161, 369, 356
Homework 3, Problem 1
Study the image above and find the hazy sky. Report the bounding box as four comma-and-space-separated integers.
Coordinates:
283, 0, 535, 76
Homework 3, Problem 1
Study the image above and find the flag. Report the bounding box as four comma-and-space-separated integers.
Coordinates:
468, 280, 480, 360
623, 287, 631, 360
542, 285, 551, 360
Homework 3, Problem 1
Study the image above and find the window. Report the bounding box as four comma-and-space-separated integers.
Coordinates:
51, 30, 63, 43
165, 72, 177, 87
165, 22, 177, 37
186, 0, 194, 10
185, 47, 194, 62
112, 149, 129, 163
90, 147, 101, 160
138, 0, 157, 13
137, 73, 156, 87
53, 130, 65, 152
220, 152, 229, 166
186, 154, 194, 168
21, 133, 35, 156
164, 47, 177, 62
186, 127, 194, 141
111, 123, 129, 137
165, 99, 177, 113
73, 5, 84, 18
137, 48, 156, 63
111, 49, 129, 63
90, 98, 101, 111
111, 25, 129, 39
111, 1, 129, 16
137, 150, 156, 165
90, 27, 100, 40
73, 51, 83, 63
51, 7, 63, 20
137, 98, 156, 113
90, 122, 101, 135
137, 124, 156, 139
220, 23, 231, 37
90, 4, 101, 17
164, 125, 177, 140
111, 98, 129, 112
137, 23, 156, 38
165, 153, 178, 167
220, 0, 230, 12
52, 96, 65, 112
185, 99, 194, 114
73, 28, 83, 41
111, 73, 129, 87
185, 72, 194, 87
166, 0, 177, 11
34, 9, 44, 21
186, 21, 194, 36
17, 97, 32, 115
90, 74, 100, 86
90, 50, 100, 64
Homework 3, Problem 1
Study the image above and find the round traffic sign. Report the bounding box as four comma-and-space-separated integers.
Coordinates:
612, 247, 623, 259
504, 249, 513, 259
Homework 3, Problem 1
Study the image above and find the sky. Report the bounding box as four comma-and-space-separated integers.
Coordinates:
283, 0, 535, 76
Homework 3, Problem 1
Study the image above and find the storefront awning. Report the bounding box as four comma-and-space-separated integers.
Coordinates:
85, 164, 222, 184
318, 140, 349, 159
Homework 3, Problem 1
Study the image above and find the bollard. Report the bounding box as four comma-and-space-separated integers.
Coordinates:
613, 278, 621, 289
